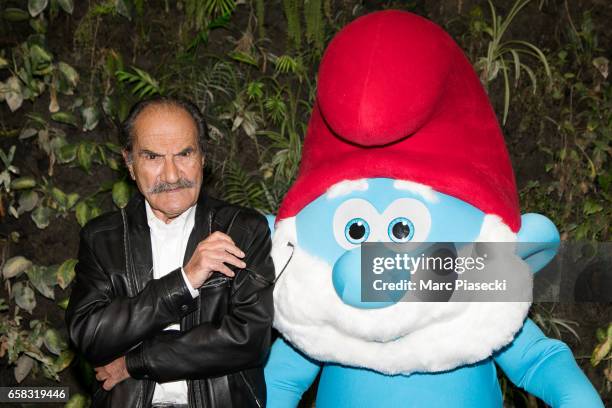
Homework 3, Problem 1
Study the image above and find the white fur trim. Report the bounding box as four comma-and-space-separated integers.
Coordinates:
326, 179, 369, 199
271, 217, 531, 375
477, 214, 517, 242
393, 180, 439, 203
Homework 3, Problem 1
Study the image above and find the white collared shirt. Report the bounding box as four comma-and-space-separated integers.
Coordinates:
145, 200, 199, 404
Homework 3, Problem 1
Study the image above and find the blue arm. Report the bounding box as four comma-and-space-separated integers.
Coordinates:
494, 319, 603, 407
264, 337, 322, 408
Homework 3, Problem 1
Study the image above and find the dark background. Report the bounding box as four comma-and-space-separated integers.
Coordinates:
0, 0, 610, 406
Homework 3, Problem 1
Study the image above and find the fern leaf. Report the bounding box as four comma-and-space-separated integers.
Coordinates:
304, 0, 324, 53
282, 0, 302, 50
256, 0, 265, 39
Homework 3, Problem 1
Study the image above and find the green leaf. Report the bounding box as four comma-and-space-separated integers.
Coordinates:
11, 176, 36, 190
17, 190, 39, 214
13, 281, 36, 313
81, 106, 100, 131
274, 55, 300, 74
105, 142, 123, 154
26, 265, 56, 299
304, 0, 324, 51
591, 338, 611, 366
3, 76, 24, 112
77, 142, 95, 172
31, 206, 52, 229
57, 296, 70, 310
65, 394, 90, 408
51, 187, 67, 207
592, 56, 609, 79
51, 111, 78, 127
30, 15, 47, 34
14, 355, 35, 383
25, 112, 47, 126
246, 81, 264, 101
74, 201, 90, 226
57, 143, 77, 163
229, 51, 258, 66
58, 62, 79, 88
56, 259, 77, 289
112, 180, 130, 208
104, 50, 124, 78
43, 328, 68, 355
204, 0, 236, 17
53, 349, 75, 372
583, 200, 603, 216
29, 44, 53, 64
116, 67, 162, 97
596, 327, 607, 342
115, 0, 131, 20
2, 256, 32, 279
66, 192, 79, 209
57, 0, 74, 14
28, 0, 49, 17
3, 8, 30, 22
19, 127, 38, 139
107, 157, 120, 171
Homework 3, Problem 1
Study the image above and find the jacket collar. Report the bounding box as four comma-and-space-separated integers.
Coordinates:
123, 185, 213, 291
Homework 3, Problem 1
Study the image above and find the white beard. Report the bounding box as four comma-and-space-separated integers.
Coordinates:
271, 215, 532, 375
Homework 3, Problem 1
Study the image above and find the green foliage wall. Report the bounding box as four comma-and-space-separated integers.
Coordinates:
0, 0, 610, 406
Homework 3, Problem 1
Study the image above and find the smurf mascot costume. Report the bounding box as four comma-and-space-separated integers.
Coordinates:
264, 10, 603, 408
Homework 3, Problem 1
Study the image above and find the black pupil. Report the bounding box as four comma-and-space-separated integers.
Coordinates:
349, 221, 366, 240
392, 220, 411, 240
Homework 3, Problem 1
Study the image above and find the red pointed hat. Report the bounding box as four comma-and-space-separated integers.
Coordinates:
276, 10, 521, 232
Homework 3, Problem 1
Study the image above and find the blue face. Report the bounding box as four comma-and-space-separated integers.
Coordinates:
294, 178, 488, 309
296, 178, 486, 263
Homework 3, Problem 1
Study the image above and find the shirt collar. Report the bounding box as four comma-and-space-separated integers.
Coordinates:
145, 199, 197, 231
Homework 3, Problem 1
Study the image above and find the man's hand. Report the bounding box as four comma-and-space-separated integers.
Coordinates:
184, 231, 246, 289
95, 356, 130, 391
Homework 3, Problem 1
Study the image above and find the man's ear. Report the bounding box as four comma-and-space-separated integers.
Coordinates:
516, 213, 560, 274
122, 150, 135, 180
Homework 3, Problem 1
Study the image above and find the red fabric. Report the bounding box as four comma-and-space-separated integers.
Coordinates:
276, 10, 521, 232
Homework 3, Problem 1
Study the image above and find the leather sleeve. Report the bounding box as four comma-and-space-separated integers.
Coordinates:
65, 227, 198, 366
125, 213, 275, 382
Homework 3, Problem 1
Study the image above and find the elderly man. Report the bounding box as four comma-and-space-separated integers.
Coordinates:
66, 96, 274, 408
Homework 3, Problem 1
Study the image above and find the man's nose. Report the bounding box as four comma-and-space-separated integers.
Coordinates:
163, 156, 180, 183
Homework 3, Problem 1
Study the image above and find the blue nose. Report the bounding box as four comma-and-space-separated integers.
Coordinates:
332, 247, 400, 309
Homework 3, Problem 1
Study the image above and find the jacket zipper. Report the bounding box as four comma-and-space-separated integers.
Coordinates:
239, 372, 263, 408
200, 276, 230, 289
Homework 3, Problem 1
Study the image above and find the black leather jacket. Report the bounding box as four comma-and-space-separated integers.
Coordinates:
65, 188, 275, 408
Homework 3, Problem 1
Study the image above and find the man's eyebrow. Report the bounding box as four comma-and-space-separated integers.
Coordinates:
176, 147, 195, 155
138, 149, 161, 156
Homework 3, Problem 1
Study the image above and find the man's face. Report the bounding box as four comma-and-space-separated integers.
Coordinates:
123, 106, 205, 223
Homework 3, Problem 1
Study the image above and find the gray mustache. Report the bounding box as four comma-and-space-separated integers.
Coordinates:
149, 178, 195, 194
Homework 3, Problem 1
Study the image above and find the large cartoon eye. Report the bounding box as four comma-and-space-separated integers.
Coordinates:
333, 198, 379, 249
388, 217, 414, 242
345, 218, 370, 244
382, 198, 431, 242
